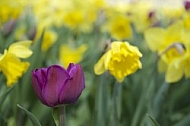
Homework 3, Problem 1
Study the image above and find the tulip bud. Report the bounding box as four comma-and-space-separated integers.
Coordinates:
184, 0, 190, 11
2, 20, 16, 36
31, 63, 85, 107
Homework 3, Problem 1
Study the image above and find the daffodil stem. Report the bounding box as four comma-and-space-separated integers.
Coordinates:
112, 81, 122, 126
113, 83, 118, 126
58, 105, 66, 126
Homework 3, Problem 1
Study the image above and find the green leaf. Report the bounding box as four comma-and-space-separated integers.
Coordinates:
152, 82, 169, 117
52, 106, 66, 126
174, 114, 190, 126
17, 104, 41, 126
0, 112, 7, 124
29, 28, 45, 68
0, 85, 15, 107
52, 107, 59, 126
147, 114, 160, 126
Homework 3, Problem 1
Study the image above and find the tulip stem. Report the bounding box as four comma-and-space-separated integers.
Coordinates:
58, 105, 66, 126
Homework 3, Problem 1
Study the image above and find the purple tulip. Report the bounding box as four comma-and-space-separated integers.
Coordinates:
184, 0, 190, 10
31, 63, 85, 107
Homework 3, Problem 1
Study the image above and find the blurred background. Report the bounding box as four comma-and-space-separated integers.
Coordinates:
1, 0, 190, 126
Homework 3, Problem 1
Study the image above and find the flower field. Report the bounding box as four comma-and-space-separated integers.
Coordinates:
1, 0, 190, 126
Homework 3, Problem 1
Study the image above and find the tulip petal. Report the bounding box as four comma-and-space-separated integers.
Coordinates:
59, 64, 85, 104
67, 63, 75, 72
43, 65, 70, 107
32, 68, 48, 105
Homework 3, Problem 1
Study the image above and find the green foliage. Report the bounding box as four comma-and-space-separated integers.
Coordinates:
17, 104, 41, 126
1, 1, 190, 126
147, 114, 160, 126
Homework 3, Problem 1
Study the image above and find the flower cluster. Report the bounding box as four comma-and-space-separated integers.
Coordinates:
1, 0, 190, 126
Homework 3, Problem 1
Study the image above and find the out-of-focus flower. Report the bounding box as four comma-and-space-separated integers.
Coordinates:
31, 0, 65, 28
0, 0, 25, 25
30, 25, 57, 52
127, 1, 157, 33
181, 4, 190, 30
184, 0, 190, 10
94, 41, 142, 83
0, 41, 33, 87
31, 63, 85, 107
105, 15, 132, 40
182, 13, 190, 29
61, 0, 105, 32
145, 21, 190, 83
41, 30, 57, 52
60, 44, 87, 68
31, 0, 105, 32
154, 0, 185, 23
1, 20, 16, 36
62, 9, 89, 31
101, 8, 132, 40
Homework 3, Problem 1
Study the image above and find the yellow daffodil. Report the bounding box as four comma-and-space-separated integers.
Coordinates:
155, 0, 185, 23
145, 21, 190, 83
63, 10, 85, 29
61, 0, 105, 32
33, 25, 57, 52
110, 16, 132, 40
30, 0, 105, 32
127, 1, 156, 33
0, 41, 33, 87
31, 0, 65, 28
8, 41, 33, 58
60, 44, 87, 67
94, 41, 142, 83
41, 30, 57, 52
102, 14, 132, 40
0, 0, 26, 25
182, 12, 190, 29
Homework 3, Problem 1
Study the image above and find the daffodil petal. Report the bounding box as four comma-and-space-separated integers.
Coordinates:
60, 44, 87, 67
8, 41, 33, 58
144, 28, 165, 51
166, 61, 183, 83
0, 51, 30, 87
94, 52, 109, 75
158, 59, 167, 73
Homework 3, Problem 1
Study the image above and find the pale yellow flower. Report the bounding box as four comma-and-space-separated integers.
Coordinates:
182, 12, 190, 29
63, 10, 85, 29
60, 44, 87, 67
94, 41, 142, 83
102, 14, 132, 40
33, 26, 57, 52
0, 0, 26, 25
127, 1, 156, 33
0, 41, 33, 87
61, 0, 105, 32
145, 21, 190, 83
41, 30, 57, 52
31, 0, 65, 28
154, 0, 185, 24
8, 41, 33, 58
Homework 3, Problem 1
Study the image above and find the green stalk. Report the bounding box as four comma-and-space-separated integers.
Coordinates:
53, 105, 66, 126
58, 105, 66, 126
112, 81, 122, 126
95, 75, 108, 126
112, 82, 118, 126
